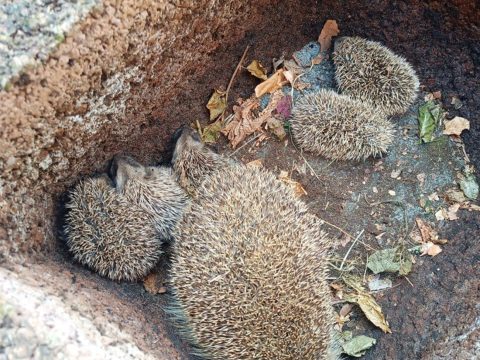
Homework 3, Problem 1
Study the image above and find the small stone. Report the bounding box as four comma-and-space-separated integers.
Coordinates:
388, 190, 396, 196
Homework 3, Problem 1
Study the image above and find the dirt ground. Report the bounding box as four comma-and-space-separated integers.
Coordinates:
2, 0, 479, 359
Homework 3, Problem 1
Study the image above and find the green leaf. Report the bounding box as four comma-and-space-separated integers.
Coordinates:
460, 173, 479, 200
418, 101, 442, 143
367, 248, 400, 274
201, 119, 223, 144
342, 335, 377, 357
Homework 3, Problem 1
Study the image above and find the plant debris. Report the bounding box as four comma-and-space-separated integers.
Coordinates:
312, 19, 339, 64
342, 335, 377, 357
368, 276, 393, 291
201, 118, 224, 144
418, 101, 443, 143
266, 117, 286, 141
254, 69, 288, 98
420, 242, 442, 257
443, 116, 470, 136
367, 248, 411, 275
246, 60, 268, 80
278, 170, 307, 197
206, 89, 227, 121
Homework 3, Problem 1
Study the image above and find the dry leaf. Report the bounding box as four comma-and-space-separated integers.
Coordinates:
254, 69, 288, 98
420, 242, 442, 257
461, 203, 480, 211
222, 91, 284, 148
445, 188, 466, 204
415, 218, 448, 244
246, 159, 263, 168
265, 117, 286, 140
278, 170, 307, 197
246, 60, 268, 80
311, 19, 340, 64
206, 89, 227, 121
201, 118, 224, 144
340, 303, 354, 317
446, 203, 460, 221
143, 273, 167, 294
435, 209, 447, 221
443, 116, 470, 136
346, 292, 392, 334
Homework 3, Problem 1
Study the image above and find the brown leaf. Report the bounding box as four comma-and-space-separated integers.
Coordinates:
446, 203, 460, 221
143, 273, 167, 295
312, 19, 340, 64
246, 60, 268, 80
246, 159, 263, 168
206, 89, 227, 121
222, 91, 284, 148
340, 303, 354, 317
254, 69, 288, 98
346, 292, 392, 334
278, 170, 307, 197
415, 218, 448, 244
443, 116, 470, 136
265, 117, 286, 141
420, 242, 443, 257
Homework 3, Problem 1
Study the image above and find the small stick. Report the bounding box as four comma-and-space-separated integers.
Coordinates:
404, 276, 414, 287
222, 45, 250, 121
339, 229, 365, 271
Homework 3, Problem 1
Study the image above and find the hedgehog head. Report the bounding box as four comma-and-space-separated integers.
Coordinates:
112, 155, 189, 240
171, 126, 226, 194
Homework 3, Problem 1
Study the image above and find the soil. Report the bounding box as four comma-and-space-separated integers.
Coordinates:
2, 0, 479, 359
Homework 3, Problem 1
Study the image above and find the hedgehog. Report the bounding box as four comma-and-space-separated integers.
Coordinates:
171, 126, 232, 195
64, 175, 162, 281
290, 89, 395, 161
167, 127, 340, 360
112, 155, 189, 241
333, 36, 420, 117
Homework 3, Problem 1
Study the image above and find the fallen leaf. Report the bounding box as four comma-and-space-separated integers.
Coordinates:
246, 60, 268, 80
312, 20, 340, 64
265, 117, 286, 141
368, 276, 393, 291
435, 208, 447, 221
246, 159, 263, 168
445, 188, 466, 204
443, 116, 470, 136
420, 242, 442, 257
339, 303, 354, 317
428, 192, 439, 202
446, 203, 460, 221
206, 89, 227, 121
342, 335, 376, 357
367, 248, 401, 274
459, 172, 479, 200
143, 273, 167, 295
461, 203, 480, 211
418, 101, 443, 143
278, 170, 307, 197
201, 118, 224, 144
346, 292, 392, 333
222, 91, 285, 148
254, 69, 288, 98
415, 218, 448, 245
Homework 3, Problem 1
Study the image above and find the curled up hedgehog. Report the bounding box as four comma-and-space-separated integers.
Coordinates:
333, 36, 420, 117
290, 89, 395, 161
167, 127, 340, 360
64, 157, 188, 281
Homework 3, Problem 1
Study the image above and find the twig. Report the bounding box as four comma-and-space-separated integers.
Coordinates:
404, 276, 414, 287
228, 132, 263, 157
339, 229, 365, 271
222, 45, 250, 121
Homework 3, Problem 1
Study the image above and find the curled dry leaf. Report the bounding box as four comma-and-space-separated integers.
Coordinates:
346, 292, 392, 334
254, 69, 288, 98
246, 159, 263, 168
312, 19, 340, 64
246, 60, 268, 80
222, 91, 285, 148
278, 170, 307, 197
206, 89, 227, 121
444, 116, 470, 136
420, 242, 442, 257
415, 218, 448, 245
265, 117, 286, 141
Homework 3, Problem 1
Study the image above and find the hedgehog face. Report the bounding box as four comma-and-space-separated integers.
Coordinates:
112, 155, 189, 240
171, 127, 225, 193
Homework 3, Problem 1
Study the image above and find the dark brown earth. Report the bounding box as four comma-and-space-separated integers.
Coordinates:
2, 0, 479, 359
